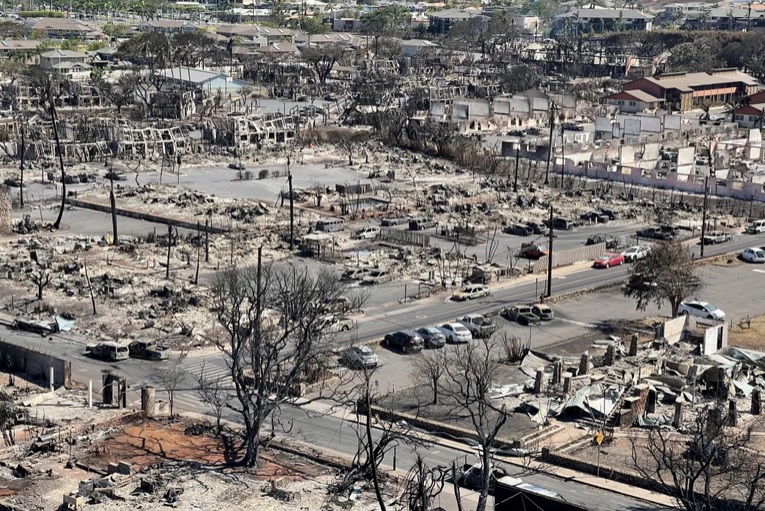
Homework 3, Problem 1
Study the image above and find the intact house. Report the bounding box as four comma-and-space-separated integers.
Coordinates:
427, 8, 488, 34
216, 25, 298, 44
735, 91, 765, 128
604, 90, 665, 113
553, 8, 653, 35
620, 69, 759, 112
0, 40, 43, 63
25, 17, 103, 41
39, 49, 89, 70
685, 7, 765, 30
155, 67, 244, 93
294, 33, 362, 47
139, 20, 202, 34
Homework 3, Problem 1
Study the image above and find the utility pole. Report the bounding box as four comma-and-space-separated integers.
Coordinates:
19, 122, 24, 207
545, 103, 555, 186
560, 124, 566, 189
546, 205, 554, 298
513, 146, 520, 193
287, 155, 294, 250
700, 175, 709, 257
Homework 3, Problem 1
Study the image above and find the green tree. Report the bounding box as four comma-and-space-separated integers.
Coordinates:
301, 43, 345, 84
622, 239, 699, 318
667, 37, 722, 73
103, 23, 129, 39
60, 38, 82, 51
362, 5, 411, 54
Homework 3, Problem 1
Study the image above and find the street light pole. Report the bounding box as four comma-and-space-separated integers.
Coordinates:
700, 175, 709, 257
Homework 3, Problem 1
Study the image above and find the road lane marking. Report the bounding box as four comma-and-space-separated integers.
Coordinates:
753, 269, 765, 274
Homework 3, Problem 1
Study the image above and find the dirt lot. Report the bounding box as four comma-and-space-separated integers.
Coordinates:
727, 314, 765, 350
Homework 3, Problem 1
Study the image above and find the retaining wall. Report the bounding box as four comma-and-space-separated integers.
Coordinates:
0, 338, 71, 386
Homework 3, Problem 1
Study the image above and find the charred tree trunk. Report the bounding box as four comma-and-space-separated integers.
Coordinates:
19, 125, 24, 207
109, 174, 118, 245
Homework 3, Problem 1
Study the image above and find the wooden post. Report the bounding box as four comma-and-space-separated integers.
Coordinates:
165, 224, 172, 279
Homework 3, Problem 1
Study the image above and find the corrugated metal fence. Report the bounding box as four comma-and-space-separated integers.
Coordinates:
530, 242, 606, 273
379, 228, 430, 247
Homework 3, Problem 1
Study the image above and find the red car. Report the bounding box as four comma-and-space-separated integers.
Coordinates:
592, 253, 624, 269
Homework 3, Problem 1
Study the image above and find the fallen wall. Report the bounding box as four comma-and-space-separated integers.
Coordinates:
0, 338, 71, 386
66, 198, 230, 234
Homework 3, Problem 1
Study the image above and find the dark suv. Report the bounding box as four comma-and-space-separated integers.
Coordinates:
383, 330, 424, 354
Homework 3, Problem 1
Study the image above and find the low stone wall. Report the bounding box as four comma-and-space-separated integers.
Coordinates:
0, 338, 71, 387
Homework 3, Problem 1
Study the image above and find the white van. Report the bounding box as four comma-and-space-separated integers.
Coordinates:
354, 226, 380, 240
746, 220, 765, 234
316, 218, 345, 232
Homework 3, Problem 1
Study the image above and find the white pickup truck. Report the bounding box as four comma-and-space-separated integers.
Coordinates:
457, 314, 497, 339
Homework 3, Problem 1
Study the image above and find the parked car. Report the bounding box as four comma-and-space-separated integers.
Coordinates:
741, 247, 765, 263
599, 208, 618, 220
544, 217, 577, 230
228, 162, 245, 171
409, 217, 436, 230
637, 226, 678, 240
457, 314, 498, 338
354, 226, 380, 240
524, 221, 549, 235
439, 323, 473, 343
622, 245, 650, 262
86, 342, 129, 361
383, 330, 424, 353
678, 301, 726, 321
518, 242, 548, 259
380, 217, 407, 226
562, 122, 584, 132
452, 284, 490, 301
128, 339, 169, 361
361, 269, 393, 285
459, 462, 511, 491
745, 220, 765, 234
341, 346, 378, 369
503, 305, 541, 326
580, 211, 609, 223
531, 304, 554, 321
702, 231, 732, 245
340, 267, 372, 282
503, 224, 532, 236
592, 253, 625, 269
318, 315, 352, 333
416, 327, 446, 348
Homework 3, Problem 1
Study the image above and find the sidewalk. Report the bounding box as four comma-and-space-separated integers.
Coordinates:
295, 399, 676, 509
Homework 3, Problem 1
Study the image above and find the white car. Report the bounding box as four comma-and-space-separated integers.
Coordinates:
354, 226, 380, 240
440, 323, 473, 344
741, 247, 765, 263
622, 245, 650, 262
678, 301, 725, 321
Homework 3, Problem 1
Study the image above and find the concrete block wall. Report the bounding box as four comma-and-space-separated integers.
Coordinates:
0, 339, 71, 386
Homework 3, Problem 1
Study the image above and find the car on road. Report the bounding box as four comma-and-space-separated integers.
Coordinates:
354, 226, 380, 240
702, 231, 732, 245
531, 303, 554, 321
439, 323, 473, 344
361, 269, 393, 285
228, 162, 245, 171
340, 267, 372, 282
678, 301, 726, 321
458, 462, 511, 491
380, 217, 407, 226
741, 247, 765, 263
503, 224, 532, 236
745, 220, 765, 234
341, 346, 378, 369
128, 339, 169, 361
452, 284, 490, 301
518, 242, 548, 259
592, 253, 625, 269
637, 226, 678, 240
383, 330, 424, 353
86, 342, 129, 361
524, 221, 549, 235
457, 314, 498, 338
622, 245, 650, 262
503, 305, 541, 326
318, 315, 352, 333
416, 327, 446, 348
580, 211, 609, 223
